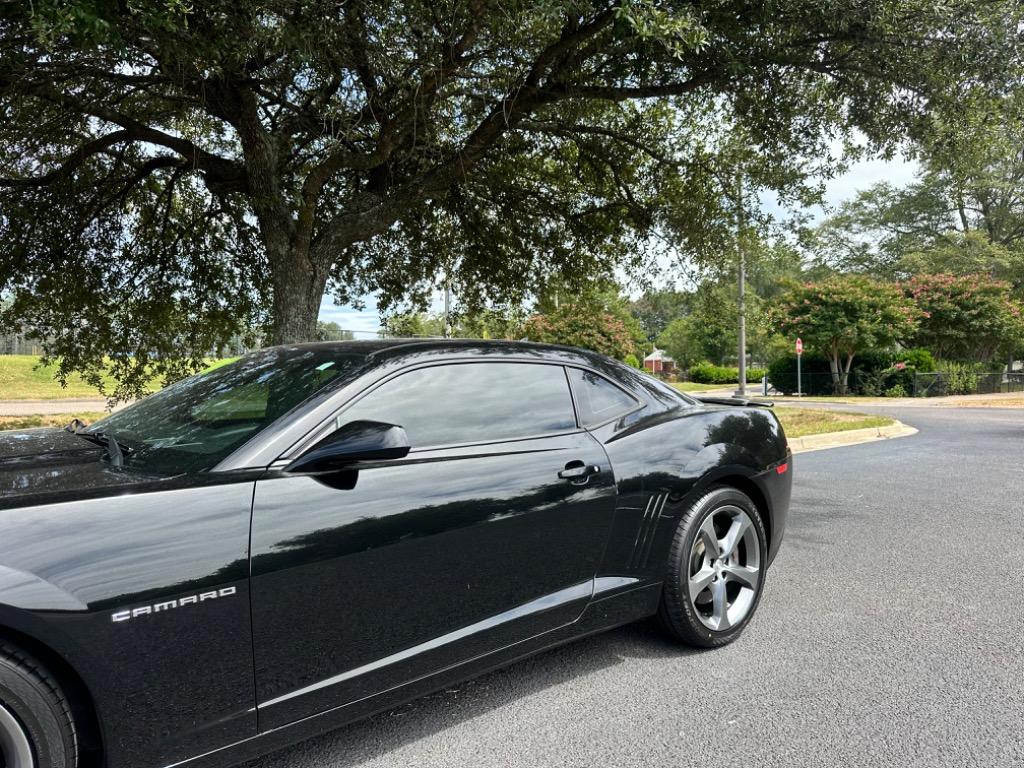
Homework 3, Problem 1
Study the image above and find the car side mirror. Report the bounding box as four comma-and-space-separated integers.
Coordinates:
286, 420, 411, 474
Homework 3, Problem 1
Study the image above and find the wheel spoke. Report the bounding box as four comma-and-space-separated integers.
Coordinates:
719, 514, 751, 559
710, 579, 731, 630
723, 564, 759, 591
697, 516, 721, 559
688, 565, 715, 601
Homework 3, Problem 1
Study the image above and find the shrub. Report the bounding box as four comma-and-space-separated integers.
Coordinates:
623, 353, 641, 369
688, 362, 767, 384
688, 361, 735, 384
939, 361, 980, 395
896, 348, 936, 372
766, 355, 834, 395
884, 383, 907, 398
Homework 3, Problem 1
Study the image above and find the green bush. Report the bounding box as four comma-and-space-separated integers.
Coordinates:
884, 383, 907, 398
688, 362, 734, 384
688, 362, 766, 384
623, 353, 641, 369
766, 355, 835, 395
895, 348, 936, 372
940, 361, 980, 395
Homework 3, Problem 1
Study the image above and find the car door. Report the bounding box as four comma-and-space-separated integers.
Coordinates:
249, 360, 617, 729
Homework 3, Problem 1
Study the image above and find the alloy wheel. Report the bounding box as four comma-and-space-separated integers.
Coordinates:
687, 505, 762, 631
0, 702, 34, 768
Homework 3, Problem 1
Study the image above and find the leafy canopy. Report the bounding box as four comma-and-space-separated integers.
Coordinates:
770, 276, 920, 390
904, 274, 1024, 362
1, 0, 1022, 398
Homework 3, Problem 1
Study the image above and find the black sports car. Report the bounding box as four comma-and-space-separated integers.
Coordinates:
0, 340, 791, 768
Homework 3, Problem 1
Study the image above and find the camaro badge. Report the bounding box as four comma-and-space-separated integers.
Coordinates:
111, 587, 238, 623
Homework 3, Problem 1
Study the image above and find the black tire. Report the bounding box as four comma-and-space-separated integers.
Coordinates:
0, 643, 78, 768
658, 486, 768, 648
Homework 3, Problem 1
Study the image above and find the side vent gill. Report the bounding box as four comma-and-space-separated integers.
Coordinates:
629, 493, 667, 570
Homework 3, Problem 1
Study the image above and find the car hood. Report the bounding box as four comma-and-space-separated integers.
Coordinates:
0, 427, 152, 503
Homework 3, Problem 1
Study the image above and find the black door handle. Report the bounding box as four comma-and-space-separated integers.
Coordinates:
558, 460, 600, 482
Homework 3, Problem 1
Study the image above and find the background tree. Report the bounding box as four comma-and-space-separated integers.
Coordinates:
314, 321, 356, 342
629, 289, 692, 342
523, 303, 634, 360
656, 282, 737, 366
815, 96, 1024, 290
2, 1, 1021, 397
903, 274, 1024, 363
770, 276, 920, 393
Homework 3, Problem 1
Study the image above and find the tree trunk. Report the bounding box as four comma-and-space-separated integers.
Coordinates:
829, 340, 843, 395
842, 352, 855, 395
270, 245, 330, 345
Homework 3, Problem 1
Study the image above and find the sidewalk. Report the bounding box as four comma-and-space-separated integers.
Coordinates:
0, 399, 117, 416
759, 391, 1024, 408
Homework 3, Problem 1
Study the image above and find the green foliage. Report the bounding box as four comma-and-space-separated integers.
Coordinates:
884, 384, 908, 398
655, 282, 740, 366
769, 275, 920, 393
814, 95, 1024, 298
629, 290, 691, 341
523, 304, 634, 360
623, 353, 641, 370
3, 0, 1021, 398
767, 355, 835, 396
383, 306, 525, 340
688, 362, 765, 385
895, 348, 937, 372
904, 273, 1024, 362
938, 361, 981, 395
314, 321, 355, 342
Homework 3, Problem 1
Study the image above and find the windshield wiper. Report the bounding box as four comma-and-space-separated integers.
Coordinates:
67, 422, 130, 468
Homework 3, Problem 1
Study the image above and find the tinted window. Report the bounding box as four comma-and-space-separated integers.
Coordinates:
567, 368, 639, 427
87, 349, 365, 474
339, 363, 576, 448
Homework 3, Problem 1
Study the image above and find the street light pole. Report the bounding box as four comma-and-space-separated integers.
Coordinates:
734, 172, 747, 398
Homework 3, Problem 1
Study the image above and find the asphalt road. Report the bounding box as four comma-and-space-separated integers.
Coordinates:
246, 406, 1024, 768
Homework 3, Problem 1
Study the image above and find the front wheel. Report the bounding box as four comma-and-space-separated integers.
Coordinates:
0, 644, 78, 768
658, 486, 768, 647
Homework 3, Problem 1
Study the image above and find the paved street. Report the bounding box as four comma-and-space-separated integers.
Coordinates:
247, 406, 1023, 768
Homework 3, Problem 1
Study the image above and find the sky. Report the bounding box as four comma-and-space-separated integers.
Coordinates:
318, 153, 921, 337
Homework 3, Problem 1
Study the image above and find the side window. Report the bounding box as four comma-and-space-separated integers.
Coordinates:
567, 368, 639, 428
338, 362, 577, 448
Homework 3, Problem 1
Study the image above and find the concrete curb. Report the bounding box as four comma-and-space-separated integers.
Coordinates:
789, 420, 918, 454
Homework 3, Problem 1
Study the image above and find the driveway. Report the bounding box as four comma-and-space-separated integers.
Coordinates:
247, 406, 1023, 768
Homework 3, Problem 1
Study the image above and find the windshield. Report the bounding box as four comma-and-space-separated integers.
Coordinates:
87, 347, 366, 475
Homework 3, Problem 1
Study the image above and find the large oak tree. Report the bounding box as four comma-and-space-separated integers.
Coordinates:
1, 0, 1021, 395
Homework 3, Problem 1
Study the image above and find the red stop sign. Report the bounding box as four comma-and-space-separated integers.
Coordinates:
795, 337, 803, 355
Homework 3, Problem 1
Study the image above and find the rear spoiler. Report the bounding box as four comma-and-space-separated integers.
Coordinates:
694, 395, 773, 408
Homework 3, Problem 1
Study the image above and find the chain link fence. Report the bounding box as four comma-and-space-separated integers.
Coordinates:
912, 372, 1024, 397
769, 370, 1024, 397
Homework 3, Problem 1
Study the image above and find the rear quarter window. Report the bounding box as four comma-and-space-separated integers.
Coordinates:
567, 367, 640, 427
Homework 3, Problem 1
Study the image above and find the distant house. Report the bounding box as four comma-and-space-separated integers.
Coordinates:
643, 347, 675, 374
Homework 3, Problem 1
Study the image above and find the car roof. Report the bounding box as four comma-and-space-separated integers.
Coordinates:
262, 338, 607, 367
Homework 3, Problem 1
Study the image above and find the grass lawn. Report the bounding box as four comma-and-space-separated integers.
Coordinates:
673, 382, 733, 392
0, 412, 109, 431
0, 355, 233, 400
773, 407, 894, 438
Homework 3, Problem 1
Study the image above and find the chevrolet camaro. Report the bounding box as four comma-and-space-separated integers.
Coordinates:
0, 340, 791, 768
